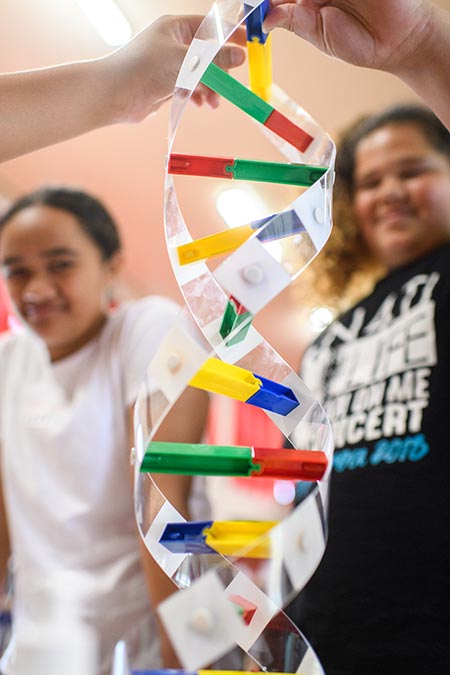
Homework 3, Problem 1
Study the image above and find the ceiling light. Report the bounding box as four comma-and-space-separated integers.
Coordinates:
216, 188, 268, 228
75, 0, 132, 47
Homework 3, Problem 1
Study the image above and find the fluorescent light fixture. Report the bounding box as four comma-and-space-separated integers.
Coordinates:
216, 188, 268, 228
75, 0, 132, 46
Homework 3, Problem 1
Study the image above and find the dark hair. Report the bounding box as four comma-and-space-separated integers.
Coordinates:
0, 186, 121, 260
336, 104, 450, 196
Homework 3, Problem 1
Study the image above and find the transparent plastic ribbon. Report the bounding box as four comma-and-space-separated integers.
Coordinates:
133, 2, 335, 673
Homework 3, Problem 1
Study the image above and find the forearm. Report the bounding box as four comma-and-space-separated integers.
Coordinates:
139, 389, 208, 663
393, 5, 450, 131
128, 388, 208, 662
0, 475, 11, 597
139, 542, 181, 667
140, 472, 191, 667
0, 58, 117, 163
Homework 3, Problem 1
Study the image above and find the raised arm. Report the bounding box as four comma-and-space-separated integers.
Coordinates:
0, 449, 11, 607
265, 0, 450, 131
0, 15, 245, 163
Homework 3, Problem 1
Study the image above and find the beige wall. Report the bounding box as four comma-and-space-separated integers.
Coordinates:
2, 0, 449, 367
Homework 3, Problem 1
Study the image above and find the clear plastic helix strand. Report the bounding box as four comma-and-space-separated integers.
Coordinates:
133, 2, 335, 673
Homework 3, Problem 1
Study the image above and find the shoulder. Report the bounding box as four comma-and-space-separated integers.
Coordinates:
372, 244, 450, 305
0, 331, 17, 371
114, 296, 180, 340
0, 328, 41, 360
105, 295, 181, 358
393, 243, 450, 284
0, 329, 18, 354
118, 295, 180, 325
429, 244, 450, 288
432, 242, 450, 266
107, 296, 181, 404
0, 329, 48, 391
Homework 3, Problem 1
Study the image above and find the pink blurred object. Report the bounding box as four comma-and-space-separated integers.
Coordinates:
0, 278, 16, 333
206, 397, 285, 496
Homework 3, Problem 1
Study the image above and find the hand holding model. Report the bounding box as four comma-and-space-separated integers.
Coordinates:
107, 14, 245, 121
264, 0, 450, 130
0, 14, 245, 163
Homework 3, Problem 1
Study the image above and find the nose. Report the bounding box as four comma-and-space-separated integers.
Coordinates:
378, 174, 408, 203
22, 274, 58, 303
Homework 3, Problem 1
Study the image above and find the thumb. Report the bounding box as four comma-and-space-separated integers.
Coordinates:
214, 45, 246, 71
264, 4, 317, 38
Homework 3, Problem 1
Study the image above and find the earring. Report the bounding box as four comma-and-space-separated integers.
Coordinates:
105, 287, 118, 312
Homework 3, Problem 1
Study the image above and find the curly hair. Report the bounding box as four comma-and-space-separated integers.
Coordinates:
298, 104, 450, 310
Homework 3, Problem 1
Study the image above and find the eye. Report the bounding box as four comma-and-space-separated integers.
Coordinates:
355, 176, 381, 191
3, 266, 29, 280
399, 165, 428, 180
48, 259, 74, 273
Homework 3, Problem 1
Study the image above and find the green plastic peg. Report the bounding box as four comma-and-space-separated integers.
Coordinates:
219, 299, 253, 347
201, 63, 273, 124
227, 159, 326, 186
141, 442, 260, 476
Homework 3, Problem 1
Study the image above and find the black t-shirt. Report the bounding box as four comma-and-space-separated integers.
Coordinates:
288, 244, 450, 675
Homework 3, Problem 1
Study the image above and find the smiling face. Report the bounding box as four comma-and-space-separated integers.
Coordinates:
353, 123, 450, 270
0, 204, 120, 361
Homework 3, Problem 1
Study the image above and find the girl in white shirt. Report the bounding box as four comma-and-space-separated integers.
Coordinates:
0, 186, 208, 675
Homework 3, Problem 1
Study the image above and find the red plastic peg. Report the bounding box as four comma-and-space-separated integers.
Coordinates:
169, 154, 234, 179
264, 110, 313, 153
252, 447, 327, 481
229, 594, 257, 625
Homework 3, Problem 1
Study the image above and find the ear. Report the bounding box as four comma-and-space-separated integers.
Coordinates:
104, 250, 124, 280
103, 251, 125, 311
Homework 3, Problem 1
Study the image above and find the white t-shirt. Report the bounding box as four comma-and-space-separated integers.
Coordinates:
0, 296, 180, 675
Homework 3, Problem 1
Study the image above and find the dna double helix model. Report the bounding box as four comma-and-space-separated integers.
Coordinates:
130, 2, 335, 673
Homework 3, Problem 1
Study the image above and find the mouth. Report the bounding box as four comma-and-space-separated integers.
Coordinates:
377, 208, 415, 228
22, 304, 66, 323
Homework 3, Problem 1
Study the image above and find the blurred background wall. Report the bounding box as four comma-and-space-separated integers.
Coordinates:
2, 0, 449, 368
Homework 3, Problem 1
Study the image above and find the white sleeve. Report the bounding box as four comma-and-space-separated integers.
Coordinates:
117, 296, 181, 406
0, 340, 4, 442
0, 332, 21, 443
